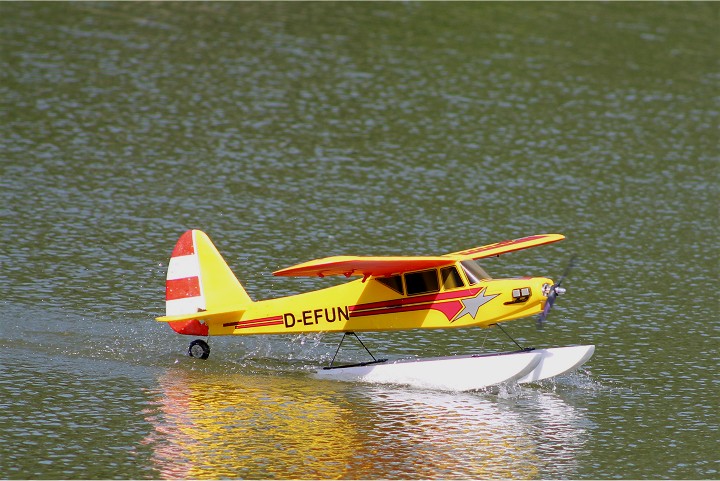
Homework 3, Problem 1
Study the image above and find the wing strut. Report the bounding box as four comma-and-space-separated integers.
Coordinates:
324, 332, 388, 370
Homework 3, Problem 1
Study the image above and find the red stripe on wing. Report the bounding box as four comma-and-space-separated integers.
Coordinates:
454, 235, 547, 257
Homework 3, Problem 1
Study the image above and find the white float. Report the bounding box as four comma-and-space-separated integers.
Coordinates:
315, 351, 542, 391
315, 345, 594, 391
516, 345, 595, 384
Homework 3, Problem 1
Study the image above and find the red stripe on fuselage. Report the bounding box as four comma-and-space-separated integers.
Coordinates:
234, 319, 284, 330
166, 277, 201, 301
171, 231, 195, 257
348, 288, 481, 322
350, 302, 432, 317
349, 288, 482, 313
229, 315, 284, 330
349, 300, 464, 321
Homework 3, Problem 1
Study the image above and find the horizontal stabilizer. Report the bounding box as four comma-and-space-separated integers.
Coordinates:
156, 308, 246, 324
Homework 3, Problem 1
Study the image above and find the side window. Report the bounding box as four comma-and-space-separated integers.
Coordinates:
404, 269, 440, 296
440, 266, 465, 290
376, 275, 404, 295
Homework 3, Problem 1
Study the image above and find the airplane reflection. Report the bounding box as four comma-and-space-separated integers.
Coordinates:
144, 368, 359, 479
144, 367, 590, 479
354, 385, 591, 478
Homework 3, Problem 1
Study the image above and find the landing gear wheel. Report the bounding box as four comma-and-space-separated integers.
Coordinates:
188, 339, 210, 360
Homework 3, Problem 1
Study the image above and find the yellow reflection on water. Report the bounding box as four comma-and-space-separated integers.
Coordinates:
145, 367, 589, 479
145, 368, 360, 479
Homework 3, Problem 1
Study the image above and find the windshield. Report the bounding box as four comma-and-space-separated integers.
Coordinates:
460, 260, 492, 285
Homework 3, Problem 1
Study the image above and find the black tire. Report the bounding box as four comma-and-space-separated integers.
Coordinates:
188, 339, 210, 360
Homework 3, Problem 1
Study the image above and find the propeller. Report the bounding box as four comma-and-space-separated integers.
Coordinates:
537, 256, 576, 328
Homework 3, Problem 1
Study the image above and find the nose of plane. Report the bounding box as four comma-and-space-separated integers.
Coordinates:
538, 277, 554, 297
505, 277, 554, 305
537, 276, 570, 327
539, 277, 566, 298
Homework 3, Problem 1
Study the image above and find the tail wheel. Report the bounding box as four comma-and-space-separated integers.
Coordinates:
188, 339, 210, 359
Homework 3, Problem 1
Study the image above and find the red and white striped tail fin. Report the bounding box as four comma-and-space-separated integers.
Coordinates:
166, 230, 206, 318
162, 230, 252, 335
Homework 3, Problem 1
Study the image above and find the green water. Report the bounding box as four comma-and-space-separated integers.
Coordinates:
2, 2, 718, 479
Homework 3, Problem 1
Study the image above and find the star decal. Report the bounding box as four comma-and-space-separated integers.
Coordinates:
452, 288, 498, 322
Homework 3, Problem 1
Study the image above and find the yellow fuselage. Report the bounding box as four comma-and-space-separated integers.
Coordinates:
205, 269, 552, 337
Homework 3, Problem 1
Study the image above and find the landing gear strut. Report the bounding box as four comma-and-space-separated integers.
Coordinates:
324, 332, 388, 370
493, 323, 533, 352
188, 339, 210, 359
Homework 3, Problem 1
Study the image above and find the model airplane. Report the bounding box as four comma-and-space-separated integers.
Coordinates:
156, 230, 594, 390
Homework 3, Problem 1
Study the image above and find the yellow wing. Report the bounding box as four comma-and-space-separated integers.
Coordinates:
273, 234, 564, 278
272, 256, 455, 278
448, 234, 565, 260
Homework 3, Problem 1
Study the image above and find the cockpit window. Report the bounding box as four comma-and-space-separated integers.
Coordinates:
440, 266, 465, 290
404, 269, 440, 296
460, 260, 492, 285
376, 275, 404, 295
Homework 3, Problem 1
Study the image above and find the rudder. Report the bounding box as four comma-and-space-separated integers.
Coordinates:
163, 229, 252, 335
